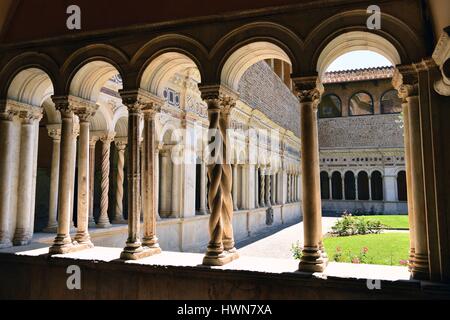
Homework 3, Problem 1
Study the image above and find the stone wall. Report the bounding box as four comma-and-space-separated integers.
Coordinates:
319, 114, 404, 148
239, 61, 300, 137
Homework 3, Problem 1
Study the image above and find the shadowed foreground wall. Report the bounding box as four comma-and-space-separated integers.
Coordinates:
0, 254, 448, 300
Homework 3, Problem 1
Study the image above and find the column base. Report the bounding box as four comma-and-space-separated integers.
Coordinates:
43, 225, 58, 233
88, 217, 96, 228
203, 249, 240, 267
120, 245, 162, 261
197, 210, 208, 216
411, 253, 429, 280
298, 247, 326, 273
49, 242, 94, 255
0, 239, 12, 249
111, 218, 127, 225
12, 230, 32, 246
96, 221, 112, 228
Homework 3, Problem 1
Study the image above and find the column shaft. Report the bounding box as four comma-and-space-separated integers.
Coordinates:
44, 130, 61, 232
88, 138, 97, 226
232, 164, 238, 211
97, 136, 113, 228
199, 161, 207, 214
74, 120, 93, 246
13, 117, 36, 245
112, 141, 127, 224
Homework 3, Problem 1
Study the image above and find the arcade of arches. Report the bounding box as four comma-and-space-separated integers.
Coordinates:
0, 0, 450, 292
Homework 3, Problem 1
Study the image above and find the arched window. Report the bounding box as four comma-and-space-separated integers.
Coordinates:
344, 171, 356, 200
349, 92, 374, 116
319, 94, 342, 118
357, 171, 370, 200
371, 171, 384, 201
320, 171, 330, 199
381, 90, 402, 114
397, 171, 407, 201
331, 172, 343, 200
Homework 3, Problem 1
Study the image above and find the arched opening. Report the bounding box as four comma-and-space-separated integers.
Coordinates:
381, 90, 403, 114
397, 170, 407, 202
331, 172, 343, 200
371, 171, 384, 201
320, 171, 330, 200
344, 171, 356, 200
318, 94, 342, 118
349, 92, 374, 116
357, 171, 370, 201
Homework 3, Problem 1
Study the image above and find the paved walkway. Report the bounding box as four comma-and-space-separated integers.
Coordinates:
238, 217, 339, 259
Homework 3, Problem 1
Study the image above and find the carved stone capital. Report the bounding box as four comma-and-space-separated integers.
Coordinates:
432, 27, 450, 96
100, 132, 116, 144
115, 140, 127, 151
47, 125, 62, 141
120, 89, 163, 115
392, 65, 419, 100
68, 96, 99, 122
199, 84, 238, 114
292, 76, 323, 106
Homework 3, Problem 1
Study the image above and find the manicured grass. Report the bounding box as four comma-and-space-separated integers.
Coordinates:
358, 215, 409, 229
323, 232, 410, 266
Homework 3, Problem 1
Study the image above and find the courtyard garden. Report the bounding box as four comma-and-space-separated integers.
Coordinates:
292, 214, 411, 267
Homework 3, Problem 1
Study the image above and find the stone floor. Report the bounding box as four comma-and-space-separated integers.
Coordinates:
238, 217, 339, 259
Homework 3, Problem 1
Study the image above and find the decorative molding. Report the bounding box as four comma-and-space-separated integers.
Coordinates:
432, 28, 450, 96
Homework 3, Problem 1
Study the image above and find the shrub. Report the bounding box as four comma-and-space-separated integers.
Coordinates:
291, 241, 303, 260
331, 214, 384, 236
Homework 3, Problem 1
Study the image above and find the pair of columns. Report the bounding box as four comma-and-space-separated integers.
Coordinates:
287, 173, 299, 203
0, 105, 41, 247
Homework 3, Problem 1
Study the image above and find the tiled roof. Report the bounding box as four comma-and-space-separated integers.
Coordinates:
322, 66, 395, 84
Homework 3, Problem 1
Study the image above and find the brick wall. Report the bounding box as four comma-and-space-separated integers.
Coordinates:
239, 61, 300, 136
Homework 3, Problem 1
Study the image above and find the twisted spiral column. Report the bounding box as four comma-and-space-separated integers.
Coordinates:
200, 87, 239, 266
97, 134, 114, 228
260, 168, 266, 207
112, 140, 127, 224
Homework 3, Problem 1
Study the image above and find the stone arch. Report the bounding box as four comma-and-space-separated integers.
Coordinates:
68, 60, 123, 103
345, 171, 356, 201
0, 52, 62, 100
381, 89, 403, 114
61, 44, 130, 94
371, 170, 384, 201
211, 22, 304, 85
306, 9, 428, 75
349, 91, 374, 116
397, 170, 407, 202
357, 171, 370, 201
6, 68, 54, 107
331, 171, 343, 200
320, 171, 330, 200
139, 52, 201, 98
132, 34, 208, 89
318, 94, 342, 118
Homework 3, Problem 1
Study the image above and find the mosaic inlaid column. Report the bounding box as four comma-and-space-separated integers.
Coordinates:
200, 85, 239, 266
232, 164, 238, 211
260, 168, 266, 207
97, 133, 115, 228
44, 127, 61, 233
295, 78, 326, 272
112, 140, 127, 224
265, 172, 271, 207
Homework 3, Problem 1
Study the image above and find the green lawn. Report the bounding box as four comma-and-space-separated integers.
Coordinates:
323, 233, 410, 266
358, 215, 409, 229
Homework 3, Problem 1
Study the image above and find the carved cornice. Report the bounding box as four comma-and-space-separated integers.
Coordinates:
3, 100, 43, 122
120, 89, 164, 114
392, 65, 419, 100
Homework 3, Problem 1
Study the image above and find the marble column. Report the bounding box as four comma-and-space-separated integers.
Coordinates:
286, 173, 290, 203
200, 86, 238, 266
155, 148, 161, 220
44, 127, 61, 233
296, 79, 326, 272
260, 168, 266, 207
0, 110, 16, 248
120, 92, 153, 260
159, 150, 171, 217
171, 152, 179, 217
255, 166, 259, 208
142, 110, 161, 253
328, 174, 332, 200
232, 164, 238, 211
69, 126, 79, 231
49, 98, 77, 254
97, 134, 114, 228
265, 173, 271, 207
396, 75, 429, 279
73, 110, 96, 248
112, 140, 127, 224
13, 112, 39, 245
199, 160, 207, 214
88, 136, 98, 227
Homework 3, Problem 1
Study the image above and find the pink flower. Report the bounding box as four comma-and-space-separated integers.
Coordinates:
352, 257, 361, 264
399, 260, 409, 266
